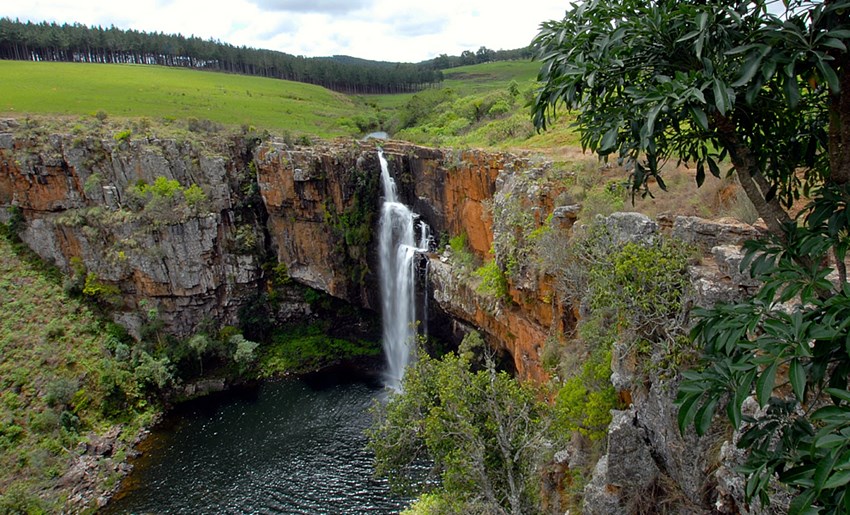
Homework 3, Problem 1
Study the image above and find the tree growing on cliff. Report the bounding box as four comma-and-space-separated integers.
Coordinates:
532, 0, 850, 511
368, 334, 549, 514
532, 0, 850, 240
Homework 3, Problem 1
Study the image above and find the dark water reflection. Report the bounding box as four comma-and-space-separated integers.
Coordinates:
104, 369, 409, 514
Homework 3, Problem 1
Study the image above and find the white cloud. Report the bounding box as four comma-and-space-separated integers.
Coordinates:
248, 0, 373, 14
4, 0, 569, 62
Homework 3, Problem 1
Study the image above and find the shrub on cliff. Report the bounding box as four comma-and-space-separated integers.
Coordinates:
368, 334, 549, 514
126, 176, 209, 225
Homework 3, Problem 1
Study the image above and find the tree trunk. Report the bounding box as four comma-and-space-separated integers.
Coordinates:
713, 115, 792, 238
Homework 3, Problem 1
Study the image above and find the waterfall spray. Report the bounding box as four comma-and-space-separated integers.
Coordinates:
378, 150, 429, 391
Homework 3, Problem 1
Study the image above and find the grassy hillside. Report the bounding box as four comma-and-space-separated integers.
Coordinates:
442, 60, 542, 94
0, 232, 156, 513
0, 61, 365, 138
0, 59, 579, 150
362, 60, 578, 150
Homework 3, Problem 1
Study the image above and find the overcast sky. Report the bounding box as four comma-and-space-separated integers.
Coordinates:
4, 1, 569, 62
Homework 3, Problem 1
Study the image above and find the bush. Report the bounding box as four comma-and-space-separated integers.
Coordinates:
258, 324, 379, 376
473, 259, 509, 301
82, 273, 121, 306
553, 346, 618, 442
183, 184, 208, 211
578, 180, 626, 221
0, 481, 48, 514
587, 238, 692, 343
113, 129, 132, 143
448, 233, 476, 270
231, 334, 259, 373
44, 378, 79, 408
132, 351, 173, 391
368, 349, 548, 513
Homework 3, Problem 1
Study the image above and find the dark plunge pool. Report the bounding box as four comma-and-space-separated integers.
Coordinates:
104, 370, 410, 514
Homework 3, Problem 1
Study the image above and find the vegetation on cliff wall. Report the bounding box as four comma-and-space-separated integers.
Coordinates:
533, 0, 850, 510
0, 225, 157, 513
258, 322, 380, 377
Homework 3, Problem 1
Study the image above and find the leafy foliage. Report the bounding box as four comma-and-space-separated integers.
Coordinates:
126, 175, 209, 224
532, 0, 850, 235
677, 189, 850, 512
368, 336, 549, 514
588, 238, 693, 343
448, 232, 477, 271
473, 259, 510, 301
258, 323, 379, 377
0, 233, 158, 511
533, 3, 850, 508
554, 346, 617, 442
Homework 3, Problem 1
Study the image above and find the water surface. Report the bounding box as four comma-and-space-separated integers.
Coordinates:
105, 371, 408, 514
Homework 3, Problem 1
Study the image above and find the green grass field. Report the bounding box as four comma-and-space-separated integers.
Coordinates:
442, 60, 541, 94
360, 60, 543, 111
0, 59, 579, 152
0, 61, 364, 138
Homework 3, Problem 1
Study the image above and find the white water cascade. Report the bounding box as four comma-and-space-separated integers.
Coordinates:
378, 150, 430, 391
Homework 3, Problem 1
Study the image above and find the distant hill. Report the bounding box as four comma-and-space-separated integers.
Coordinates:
0, 18, 442, 94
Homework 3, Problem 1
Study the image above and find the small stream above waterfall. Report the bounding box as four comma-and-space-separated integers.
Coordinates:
377, 150, 430, 390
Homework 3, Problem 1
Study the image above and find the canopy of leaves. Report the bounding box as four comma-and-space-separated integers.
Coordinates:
368, 345, 548, 514
532, 0, 850, 225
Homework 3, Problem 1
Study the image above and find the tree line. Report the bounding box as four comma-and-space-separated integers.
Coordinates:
0, 18, 445, 94
422, 45, 534, 70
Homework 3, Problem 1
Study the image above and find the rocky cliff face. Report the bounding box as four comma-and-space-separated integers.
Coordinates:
0, 123, 268, 337
254, 139, 556, 380
1, 121, 764, 513
0, 124, 555, 380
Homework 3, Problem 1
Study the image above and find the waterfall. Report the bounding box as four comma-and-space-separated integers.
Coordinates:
418, 220, 431, 341
378, 150, 429, 391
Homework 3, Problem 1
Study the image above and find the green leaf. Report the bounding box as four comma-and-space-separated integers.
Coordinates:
815, 433, 847, 449
713, 78, 727, 115
828, 29, 850, 38
813, 405, 850, 423
782, 464, 816, 487
600, 127, 618, 152
731, 53, 763, 87
790, 359, 806, 401
814, 451, 838, 492
697, 11, 708, 31
690, 106, 709, 131
821, 37, 848, 51
825, 388, 850, 403
730, 369, 756, 429
817, 59, 841, 93
789, 489, 817, 515
645, 103, 664, 141
756, 361, 778, 407
695, 396, 718, 436
707, 156, 720, 178
824, 470, 850, 490
784, 77, 801, 108
677, 393, 702, 432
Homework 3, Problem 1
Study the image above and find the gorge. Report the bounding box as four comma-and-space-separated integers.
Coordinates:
0, 119, 766, 513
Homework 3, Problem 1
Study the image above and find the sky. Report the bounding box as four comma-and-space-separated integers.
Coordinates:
3, 0, 569, 63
